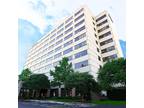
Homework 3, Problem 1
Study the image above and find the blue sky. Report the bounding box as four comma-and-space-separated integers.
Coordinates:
18, 0, 126, 73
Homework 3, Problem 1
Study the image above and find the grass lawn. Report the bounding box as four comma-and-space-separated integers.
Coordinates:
47, 97, 126, 105
90, 100, 126, 105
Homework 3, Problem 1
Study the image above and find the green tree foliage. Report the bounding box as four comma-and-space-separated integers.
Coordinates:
65, 72, 100, 100
97, 58, 126, 90
23, 74, 50, 90
19, 68, 32, 81
50, 57, 74, 87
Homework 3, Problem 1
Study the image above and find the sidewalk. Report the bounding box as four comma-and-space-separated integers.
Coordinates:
26, 99, 97, 107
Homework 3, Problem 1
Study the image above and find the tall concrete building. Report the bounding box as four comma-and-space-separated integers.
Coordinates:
24, 6, 123, 79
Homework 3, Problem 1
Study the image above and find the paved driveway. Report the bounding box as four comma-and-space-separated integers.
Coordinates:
18, 101, 126, 108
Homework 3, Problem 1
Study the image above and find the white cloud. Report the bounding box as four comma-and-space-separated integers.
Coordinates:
19, 0, 125, 40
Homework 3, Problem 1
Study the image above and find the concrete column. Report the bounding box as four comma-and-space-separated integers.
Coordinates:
58, 87, 61, 97
72, 88, 76, 97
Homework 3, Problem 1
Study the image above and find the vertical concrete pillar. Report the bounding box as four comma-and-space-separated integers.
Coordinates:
58, 87, 61, 97
72, 88, 76, 97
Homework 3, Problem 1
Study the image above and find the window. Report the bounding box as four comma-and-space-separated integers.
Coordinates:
96, 14, 106, 22
55, 45, 62, 52
63, 47, 73, 55
93, 22, 95, 26
75, 8, 83, 16
108, 14, 113, 23
58, 23, 64, 29
48, 44, 54, 49
94, 28, 96, 31
65, 16, 73, 24
51, 29, 56, 34
101, 46, 115, 54
74, 41, 87, 50
99, 31, 111, 39
75, 50, 87, 59
94, 34, 97, 38
75, 19, 85, 28
75, 13, 84, 22
54, 52, 62, 59
49, 38, 55, 44
97, 19, 108, 26
46, 56, 53, 62
97, 48, 100, 52
47, 50, 54, 55
100, 38, 113, 46
64, 39, 73, 47
96, 40, 98, 45
64, 33, 73, 40
75, 32, 86, 42
98, 25, 109, 33
57, 28, 64, 34
65, 27, 73, 34
56, 39, 63, 46
103, 54, 117, 62
65, 21, 73, 29
67, 55, 73, 61
53, 61, 60, 67
75, 60, 88, 69
98, 56, 101, 61
50, 33, 56, 39
56, 33, 63, 40
75, 26, 85, 34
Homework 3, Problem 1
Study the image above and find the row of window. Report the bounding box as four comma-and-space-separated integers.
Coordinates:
96, 14, 106, 22
75, 19, 85, 28
75, 50, 87, 59
74, 41, 87, 50
34, 59, 89, 73
101, 46, 115, 54
75, 32, 86, 42
98, 25, 109, 33
75, 25, 85, 34
100, 38, 113, 46
103, 54, 117, 62
75, 8, 83, 16
99, 31, 111, 39
97, 19, 108, 27
75, 60, 88, 69
32, 34, 87, 64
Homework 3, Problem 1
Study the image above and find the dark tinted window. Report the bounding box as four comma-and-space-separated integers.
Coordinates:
100, 38, 113, 46
75, 50, 87, 59
64, 33, 73, 40
74, 41, 87, 50
98, 25, 109, 33
63, 47, 73, 55
75, 60, 88, 69
99, 31, 111, 39
75, 26, 85, 34
75, 13, 84, 22
96, 14, 106, 22
75, 33, 86, 42
103, 54, 117, 62
75, 19, 85, 28
101, 46, 115, 54
97, 19, 108, 26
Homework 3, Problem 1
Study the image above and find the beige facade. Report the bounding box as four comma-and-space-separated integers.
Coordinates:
24, 6, 123, 79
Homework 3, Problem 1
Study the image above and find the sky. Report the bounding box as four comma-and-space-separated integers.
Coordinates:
18, 0, 126, 73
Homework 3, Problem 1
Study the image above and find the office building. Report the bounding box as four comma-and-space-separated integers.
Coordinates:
24, 6, 123, 79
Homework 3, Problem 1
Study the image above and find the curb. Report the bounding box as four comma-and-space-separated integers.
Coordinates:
27, 100, 97, 107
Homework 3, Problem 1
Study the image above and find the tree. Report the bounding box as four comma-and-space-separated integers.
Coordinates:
65, 72, 100, 100
50, 57, 74, 95
19, 68, 32, 81
23, 74, 50, 98
97, 58, 126, 90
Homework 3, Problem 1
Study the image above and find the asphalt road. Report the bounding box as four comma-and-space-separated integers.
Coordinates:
18, 101, 126, 108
